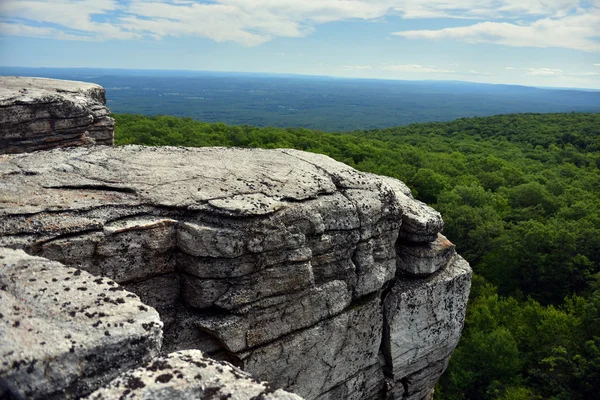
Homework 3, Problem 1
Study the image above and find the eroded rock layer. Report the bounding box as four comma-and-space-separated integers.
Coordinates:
0, 145, 472, 399
0, 77, 114, 154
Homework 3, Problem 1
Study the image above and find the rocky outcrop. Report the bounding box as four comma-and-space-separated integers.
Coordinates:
0, 247, 162, 399
0, 77, 114, 154
85, 350, 303, 400
0, 144, 472, 399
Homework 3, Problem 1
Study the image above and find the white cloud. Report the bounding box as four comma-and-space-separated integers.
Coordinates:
595, 63, 600, 66
578, 71, 600, 76
526, 68, 563, 76
505, 66, 517, 70
393, 9, 600, 52
467, 70, 492, 75
0, 0, 597, 49
382, 64, 455, 73
341, 65, 373, 70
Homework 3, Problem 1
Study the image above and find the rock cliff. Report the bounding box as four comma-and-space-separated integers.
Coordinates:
0, 78, 471, 400
0, 77, 114, 154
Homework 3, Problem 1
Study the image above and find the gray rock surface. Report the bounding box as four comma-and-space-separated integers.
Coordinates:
0, 143, 471, 400
383, 254, 472, 400
397, 233, 456, 276
0, 247, 163, 399
85, 349, 303, 400
0, 77, 114, 154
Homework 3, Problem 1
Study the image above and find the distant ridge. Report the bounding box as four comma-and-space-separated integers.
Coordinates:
2, 67, 599, 131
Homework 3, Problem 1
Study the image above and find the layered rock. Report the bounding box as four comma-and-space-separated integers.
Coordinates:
0, 77, 114, 154
0, 144, 471, 399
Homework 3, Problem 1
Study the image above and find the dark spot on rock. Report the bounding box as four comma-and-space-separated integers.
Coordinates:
138, 306, 148, 312
148, 360, 172, 371
123, 375, 145, 390
104, 330, 111, 336
12, 320, 20, 328
141, 322, 155, 331
73, 270, 82, 276
26, 360, 37, 374
92, 320, 102, 327
77, 287, 88, 291
155, 373, 173, 384
202, 387, 221, 399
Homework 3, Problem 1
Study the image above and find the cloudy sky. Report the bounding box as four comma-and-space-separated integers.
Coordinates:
1, 0, 599, 88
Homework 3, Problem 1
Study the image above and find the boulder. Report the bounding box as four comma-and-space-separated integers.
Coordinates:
85, 349, 302, 400
0, 248, 162, 399
0, 77, 114, 154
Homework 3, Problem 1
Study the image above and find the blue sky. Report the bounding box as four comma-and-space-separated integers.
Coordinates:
1, 0, 599, 88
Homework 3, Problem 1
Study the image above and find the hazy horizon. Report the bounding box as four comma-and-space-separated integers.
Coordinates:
1, 1, 598, 89
3, 66, 600, 92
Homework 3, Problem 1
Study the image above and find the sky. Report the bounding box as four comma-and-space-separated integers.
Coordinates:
1, 0, 600, 89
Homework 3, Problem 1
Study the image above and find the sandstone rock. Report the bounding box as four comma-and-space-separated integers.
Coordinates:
397, 233, 456, 276
0, 77, 114, 154
0, 144, 472, 400
382, 255, 472, 400
0, 247, 162, 399
378, 175, 443, 243
85, 350, 303, 400
239, 294, 383, 400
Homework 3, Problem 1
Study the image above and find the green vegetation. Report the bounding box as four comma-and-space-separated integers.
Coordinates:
114, 112, 600, 400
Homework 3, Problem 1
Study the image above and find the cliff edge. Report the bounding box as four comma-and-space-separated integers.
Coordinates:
0, 78, 471, 400
0, 76, 114, 154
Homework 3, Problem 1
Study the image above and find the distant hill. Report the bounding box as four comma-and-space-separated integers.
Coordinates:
2, 67, 599, 131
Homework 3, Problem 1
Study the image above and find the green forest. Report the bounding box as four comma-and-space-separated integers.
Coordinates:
114, 112, 600, 400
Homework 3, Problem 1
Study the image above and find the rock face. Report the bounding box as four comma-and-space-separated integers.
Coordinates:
0, 247, 162, 399
0, 144, 472, 399
0, 77, 114, 154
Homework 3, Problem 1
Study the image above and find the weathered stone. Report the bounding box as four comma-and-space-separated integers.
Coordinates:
315, 363, 385, 400
0, 247, 162, 399
239, 295, 383, 399
38, 216, 178, 283
0, 77, 114, 154
84, 350, 303, 400
0, 142, 472, 400
124, 273, 181, 312
196, 280, 352, 353
378, 176, 443, 243
383, 255, 472, 399
397, 234, 456, 276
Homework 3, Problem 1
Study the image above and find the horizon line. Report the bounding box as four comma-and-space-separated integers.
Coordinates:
3, 65, 600, 92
